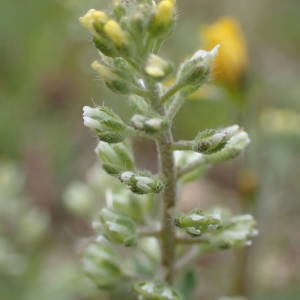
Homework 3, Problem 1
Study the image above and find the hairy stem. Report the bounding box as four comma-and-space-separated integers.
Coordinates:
145, 78, 177, 284
161, 83, 184, 104
156, 128, 177, 283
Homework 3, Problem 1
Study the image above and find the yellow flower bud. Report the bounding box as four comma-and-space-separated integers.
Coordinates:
145, 54, 171, 79
79, 9, 108, 35
91, 61, 115, 82
201, 17, 247, 88
153, 0, 175, 28
104, 20, 127, 47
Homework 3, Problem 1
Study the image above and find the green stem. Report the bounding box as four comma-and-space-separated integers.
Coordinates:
166, 94, 184, 122
174, 246, 199, 272
156, 129, 177, 283
145, 78, 177, 284
178, 156, 207, 178
172, 140, 196, 151
161, 83, 184, 104
175, 237, 209, 244
138, 229, 161, 238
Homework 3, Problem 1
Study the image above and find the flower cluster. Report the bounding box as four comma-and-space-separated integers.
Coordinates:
79, 1, 257, 299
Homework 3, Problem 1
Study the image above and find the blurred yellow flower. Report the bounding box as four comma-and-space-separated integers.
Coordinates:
201, 17, 247, 89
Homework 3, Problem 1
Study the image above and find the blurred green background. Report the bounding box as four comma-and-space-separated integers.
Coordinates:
1, 0, 300, 299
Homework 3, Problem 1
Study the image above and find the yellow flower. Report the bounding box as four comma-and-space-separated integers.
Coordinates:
201, 17, 247, 89
153, 0, 175, 28
91, 61, 115, 82
104, 20, 128, 47
79, 9, 108, 35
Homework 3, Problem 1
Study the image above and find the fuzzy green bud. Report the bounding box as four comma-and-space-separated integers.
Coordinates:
145, 54, 172, 80
129, 95, 154, 116
119, 171, 164, 194
91, 60, 133, 94
95, 141, 134, 176
106, 188, 154, 224
210, 214, 258, 249
134, 280, 182, 300
82, 239, 124, 288
175, 210, 222, 236
176, 45, 220, 95
83, 106, 128, 143
131, 114, 168, 134
195, 125, 240, 154
206, 130, 250, 163
97, 208, 138, 246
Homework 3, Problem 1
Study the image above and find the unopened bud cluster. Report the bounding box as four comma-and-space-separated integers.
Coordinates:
79, 0, 257, 299
175, 209, 258, 249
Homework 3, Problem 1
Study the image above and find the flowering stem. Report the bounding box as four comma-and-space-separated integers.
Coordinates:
146, 78, 177, 284
156, 129, 177, 284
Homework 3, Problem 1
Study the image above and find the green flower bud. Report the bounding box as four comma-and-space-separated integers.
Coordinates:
131, 114, 168, 134
92, 60, 133, 94
134, 280, 182, 300
176, 45, 219, 95
97, 208, 138, 246
83, 106, 128, 143
82, 239, 124, 289
95, 141, 134, 176
129, 95, 154, 116
112, 0, 127, 20
106, 188, 154, 224
210, 214, 258, 249
175, 210, 222, 236
119, 171, 164, 194
93, 36, 118, 57
145, 54, 172, 80
206, 130, 250, 163
195, 125, 240, 154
